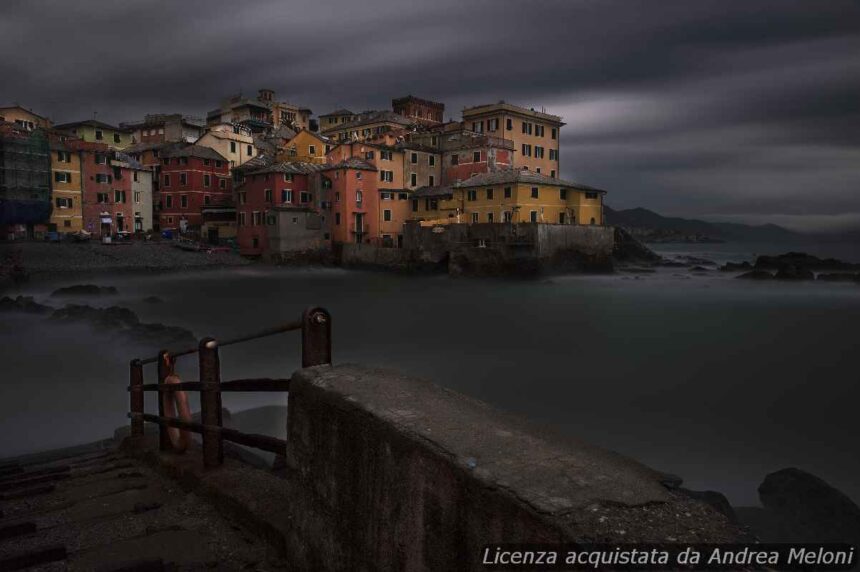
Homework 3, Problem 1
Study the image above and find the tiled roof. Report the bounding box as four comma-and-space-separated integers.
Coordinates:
247, 161, 326, 176
53, 119, 128, 132
321, 157, 377, 172
123, 141, 185, 154
331, 111, 414, 131
454, 169, 606, 192
319, 109, 354, 117
162, 144, 227, 161
412, 185, 455, 198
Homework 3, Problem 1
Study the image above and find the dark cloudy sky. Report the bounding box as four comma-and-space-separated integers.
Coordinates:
2, 0, 858, 231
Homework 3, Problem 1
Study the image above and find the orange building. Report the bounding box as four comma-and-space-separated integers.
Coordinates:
321, 158, 378, 245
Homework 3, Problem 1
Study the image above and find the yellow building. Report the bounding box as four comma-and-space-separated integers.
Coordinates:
0, 105, 52, 130
320, 110, 415, 142
278, 130, 333, 164
461, 102, 563, 178
49, 140, 83, 232
410, 169, 604, 226
53, 120, 133, 149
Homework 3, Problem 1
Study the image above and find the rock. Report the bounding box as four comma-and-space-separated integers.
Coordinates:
659, 261, 687, 268
758, 467, 860, 542
720, 261, 752, 272
50, 304, 196, 349
755, 252, 860, 271
736, 270, 773, 280
689, 265, 710, 272
680, 488, 737, 523
817, 272, 859, 282
612, 227, 662, 263
679, 256, 717, 266
774, 264, 814, 280
142, 295, 164, 303
0, 295, 52, 314
50, 284, 118, 297
51, 304, 140, 328
658, 472, 684, 490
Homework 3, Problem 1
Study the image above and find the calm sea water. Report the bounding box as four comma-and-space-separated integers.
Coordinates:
1, 241, 858, 507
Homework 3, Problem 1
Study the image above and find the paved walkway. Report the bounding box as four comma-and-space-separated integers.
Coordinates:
0, 442, 286, 571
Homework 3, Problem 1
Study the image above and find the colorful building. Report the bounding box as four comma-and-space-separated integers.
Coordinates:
392, 95, 444, 125
195, 124, 260, 167
410, 169, 605, 226
77, 142, 130, 237
279, 130, 333, 164
318, 109, 356, 132
121, 114, 205, 145
322, 158, 378, 245
207, 89, 311, 133
321, 110, 415, 143
158, 145, 231, 232
461, 102, 563, 178
49, 136, 83, 233
233, 161, 325, 256
0, 106, 52, 131
53, 120, 133, 149
0, 122, 52, 238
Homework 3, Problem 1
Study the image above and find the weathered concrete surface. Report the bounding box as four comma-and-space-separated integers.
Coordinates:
0, 442, 287, 570
282, 364, 745, 571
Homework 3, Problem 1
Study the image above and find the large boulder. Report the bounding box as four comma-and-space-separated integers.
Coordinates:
50, 284, 118, 297
0, 295, 52, 314
736, 270, 773, 280
755, 252, 859, 271
758, 468, 860, 542
774, 264, 815, 280
720, 261, 752, 272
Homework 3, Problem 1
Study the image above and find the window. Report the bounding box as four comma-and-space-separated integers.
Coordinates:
355, 190, 363, 205
531, 187, 539, 198
398, 192, 408, 200
590, 217, 596, 225
204, 195, 211, 205
522, 144, 532, 157
488, 118, 499, 131
560, 189, 567, 200
471, 212, 479, 223
95, 130, 103, 140
219, 179, 226, 190
95, 154, 107, 165
429, 175, 435, 186
253, 212, 262, 226
381, 150, 392, 160
133, 171, 139, 182
215, 160, 223, 168
165, 195, 173, 208
467, 190, 477, 201
506, 118, 512, 131
134, 191, 141, 203
114, 190, 126, 203
551, 170, 556, 178
365, 151, 375, 160
57, 151, 71, 163
264, 189, 272, 202
180, 195, 188, 208
383, 209, 392, 222
535, 125, 545, 137
549, 149, 557, 161
451, 154, 459, 165
204, 158, 211, 166
309, 145, 316, 155
54, 171, 71, 183
536, 168, 541, 174
488, 212, 494, 223
486, 188, 494, 199
530, 210, 538, 223
335, 192, 340, 202
230, 141, 236, 154
114, 133, 121, 143
356, 171, 362, 180
204, 174, 211, 187
163, 158, 170, 166
96, 174, 111, 184
503, 211, 512, 222
239, 191, 247, 205
283, 173, 294, 182
268, 215, 277, 225
179, 173, 187, 186
535, 146, 544, 159
96, 192, 109, 204
239, 212, 246, 226
300, 191, 311, 203
410, 173, 417, 186
551, 128, 557, 140
429, 155, 435, 166
248, 145, 253, 156
585, 192, 599, 200
381, 192, 392, 200
179, 157, 188, 165
473, 151, 481, 163
379, 170, 393, 182
64, 220, 71, 228
411, 199, 418, 212
335, 213, 341, 225
504, 186, 512, 199
55, 197, 73, 208
559, 212, 567, 224
411, 152, 418, 164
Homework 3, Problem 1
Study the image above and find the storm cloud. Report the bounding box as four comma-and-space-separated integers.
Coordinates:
2, 0, 858, 231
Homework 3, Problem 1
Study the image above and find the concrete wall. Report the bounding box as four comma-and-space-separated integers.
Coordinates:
280, 365, 743, 571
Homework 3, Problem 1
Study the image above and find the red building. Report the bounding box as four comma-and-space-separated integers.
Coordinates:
75, 141, 136, 237
392, 95, 444, 124
233, 160, 325, 256
441, 134, 514, 185
322, 158, 378, 245
158, 145, 231, 232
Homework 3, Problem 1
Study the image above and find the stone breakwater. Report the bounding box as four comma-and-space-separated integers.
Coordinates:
0, 241, 249, 279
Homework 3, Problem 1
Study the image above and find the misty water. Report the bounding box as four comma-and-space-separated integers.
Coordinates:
2, 243, 859, 507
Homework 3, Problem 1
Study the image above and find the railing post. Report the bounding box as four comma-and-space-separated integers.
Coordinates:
129, 359, 144, 444
156, 349, 171, 452
302, 307, 332, 367
199, 337, 223, 468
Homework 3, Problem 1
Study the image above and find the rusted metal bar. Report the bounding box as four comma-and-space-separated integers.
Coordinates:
219, 320, 303, 348
129, 359, 144, 443
302, 307, 332, 367
199, 337, 223, 468
133, 378, 291, 393
156, 349, 171, 452
131, 413, 287, 456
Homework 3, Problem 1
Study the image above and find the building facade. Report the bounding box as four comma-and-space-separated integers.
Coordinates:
49, 136, 83, 233
323, 158, 378, 245
0, 123, 52, 237
195, 124, 260, 167
0, 106, 52, 130
158, 145, 231, 232
392, 95, 444, 124
122, 114, 205, 145
461, 102, 563, 177
53, 120, 133, 149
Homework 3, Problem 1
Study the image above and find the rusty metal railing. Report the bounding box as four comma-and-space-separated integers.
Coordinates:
127, 307, 331, 468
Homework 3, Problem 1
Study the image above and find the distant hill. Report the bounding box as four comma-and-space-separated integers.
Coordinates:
604, 206, 802, 243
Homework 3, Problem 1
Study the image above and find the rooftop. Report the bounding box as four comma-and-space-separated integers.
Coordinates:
246, 161, 326, 176
455, 169, 606, 192
412, 185, 456, 198
162, 144, 227, 161
327, 110, 414, 132
321, 157, 377, 172
462, 101, 564, 125
319, 109, 355, 118
53, 119, 128, 132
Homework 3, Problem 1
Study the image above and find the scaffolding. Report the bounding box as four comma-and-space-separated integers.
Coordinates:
0, 124, 52, 227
